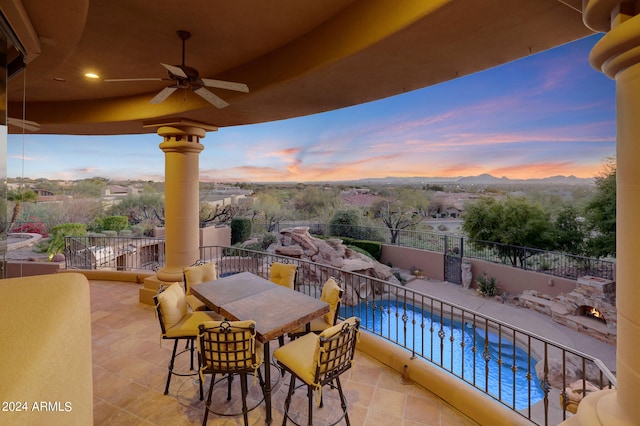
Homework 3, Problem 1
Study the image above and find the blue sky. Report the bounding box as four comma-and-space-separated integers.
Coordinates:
8, 34, 616, 183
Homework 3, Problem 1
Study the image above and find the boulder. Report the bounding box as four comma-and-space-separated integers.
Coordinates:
273, 227, 398, 304
535, 355, 604, 389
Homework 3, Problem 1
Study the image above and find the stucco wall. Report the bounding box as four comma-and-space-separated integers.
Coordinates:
381, 244, 577, 297
466, 258, 576, 297
5, 261, 61, 278
200, 225, 231, 247
381, 245, 445, 281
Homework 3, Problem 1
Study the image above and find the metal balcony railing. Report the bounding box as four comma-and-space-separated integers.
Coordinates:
64, 235, 165, 271
197, 245, 616, 426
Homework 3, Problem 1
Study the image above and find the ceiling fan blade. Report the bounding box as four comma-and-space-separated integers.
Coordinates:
194, 87, 229, 108
160, 63, 187, 78
150, 86, 178, 104
201, 78, 249, 93
7, 117, 40, 131
104, 77, 163, 82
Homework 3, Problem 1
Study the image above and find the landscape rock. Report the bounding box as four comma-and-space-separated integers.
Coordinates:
271, 227, 399, 305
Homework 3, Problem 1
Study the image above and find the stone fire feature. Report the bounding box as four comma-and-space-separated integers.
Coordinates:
519, 276, 616, 345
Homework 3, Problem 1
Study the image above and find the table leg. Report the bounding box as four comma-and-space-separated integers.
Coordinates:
263, 340, 272, 425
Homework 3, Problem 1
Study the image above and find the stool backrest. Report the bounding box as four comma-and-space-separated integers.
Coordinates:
198, 320, 260, 374
183, 261, 217, 295
314, 316, 360, 385
153, 282, 187, 336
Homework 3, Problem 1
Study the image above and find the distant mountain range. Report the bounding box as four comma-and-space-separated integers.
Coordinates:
330, 174, 595, 186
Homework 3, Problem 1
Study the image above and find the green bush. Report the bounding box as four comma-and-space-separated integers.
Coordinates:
100, 215, 129, 232
348, 245, 374, 260
231, 217, 252, 244
46, 223, 88, 258
340, 237, 355, 245
352, 240, 382, 260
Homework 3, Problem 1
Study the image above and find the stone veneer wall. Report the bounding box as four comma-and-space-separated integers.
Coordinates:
519, 276, 616, 345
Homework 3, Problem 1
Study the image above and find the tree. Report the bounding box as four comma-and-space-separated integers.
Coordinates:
462, 196, 556, 266
553, 204, 587, 254
584, 159, 616, 258
200, 203, 247, 227
328, 209, 384, 241
329, 209, 362, 239
70, 177, 108, 197
369, 188, 427, 243
293, 186, 342, 220
252, 191, 289, 232
7, 188, 38, 231
105, 193, 165, 234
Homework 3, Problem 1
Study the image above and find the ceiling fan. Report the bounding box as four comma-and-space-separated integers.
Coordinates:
7, 117, 40, 131
104, 30, 248, 108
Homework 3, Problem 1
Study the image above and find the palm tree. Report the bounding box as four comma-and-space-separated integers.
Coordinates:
7, 188, 38, 232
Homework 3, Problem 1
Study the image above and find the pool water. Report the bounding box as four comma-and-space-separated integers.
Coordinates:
340, 300, 544, 410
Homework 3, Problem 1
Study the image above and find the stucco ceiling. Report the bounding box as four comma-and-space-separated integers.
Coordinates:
3, 0, 592, 135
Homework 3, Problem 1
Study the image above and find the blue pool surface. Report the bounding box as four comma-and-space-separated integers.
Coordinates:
340, 300, 544, 409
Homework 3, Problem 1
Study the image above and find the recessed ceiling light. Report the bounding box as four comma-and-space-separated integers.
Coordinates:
53, 77, 66, 82
84, 72, 100, 79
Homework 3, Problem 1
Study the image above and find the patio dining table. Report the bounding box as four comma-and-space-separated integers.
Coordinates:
190, 271, 329, 425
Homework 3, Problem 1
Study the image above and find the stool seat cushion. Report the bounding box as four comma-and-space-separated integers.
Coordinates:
273, 332, 318, 385
165, 311, 223, 338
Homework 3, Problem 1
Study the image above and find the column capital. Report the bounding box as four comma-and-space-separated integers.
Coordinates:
159, 139, 205, 154
588, 7, 640, 79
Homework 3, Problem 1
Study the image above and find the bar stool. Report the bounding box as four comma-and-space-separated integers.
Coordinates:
198, 320, 265, 425
274, 316, 360, 425
153, 282, 223, 398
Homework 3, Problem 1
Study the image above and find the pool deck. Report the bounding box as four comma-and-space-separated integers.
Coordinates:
406, 277, 616, 371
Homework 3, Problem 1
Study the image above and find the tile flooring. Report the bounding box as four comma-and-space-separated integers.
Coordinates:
90, 280, 478, 425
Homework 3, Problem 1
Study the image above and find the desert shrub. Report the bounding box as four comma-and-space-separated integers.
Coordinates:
100, 215, 129, 232
261, 233, 277, 249
476, 271, 497, 297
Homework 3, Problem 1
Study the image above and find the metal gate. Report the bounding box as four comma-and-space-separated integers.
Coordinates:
444, 235, 463, 284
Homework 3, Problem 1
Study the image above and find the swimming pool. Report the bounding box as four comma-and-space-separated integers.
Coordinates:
340, 300, 544, 410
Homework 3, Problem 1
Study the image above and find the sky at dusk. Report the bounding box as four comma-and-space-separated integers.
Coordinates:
8, 34, 616, 183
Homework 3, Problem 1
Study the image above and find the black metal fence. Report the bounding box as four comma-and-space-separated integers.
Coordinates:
253, 222, 615, 280
198, 246, 617, 426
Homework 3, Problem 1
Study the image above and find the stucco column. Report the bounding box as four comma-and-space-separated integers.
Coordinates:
155, 125, 206, 282
567, 3, 640, 425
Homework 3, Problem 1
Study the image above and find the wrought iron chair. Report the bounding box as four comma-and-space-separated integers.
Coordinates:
198, 320, 265, 425
288, 277, 344, 340
269, 261, 299, 347
153, 282, 223, 398
183, 260, 218, 311
274, 316, 360, 426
